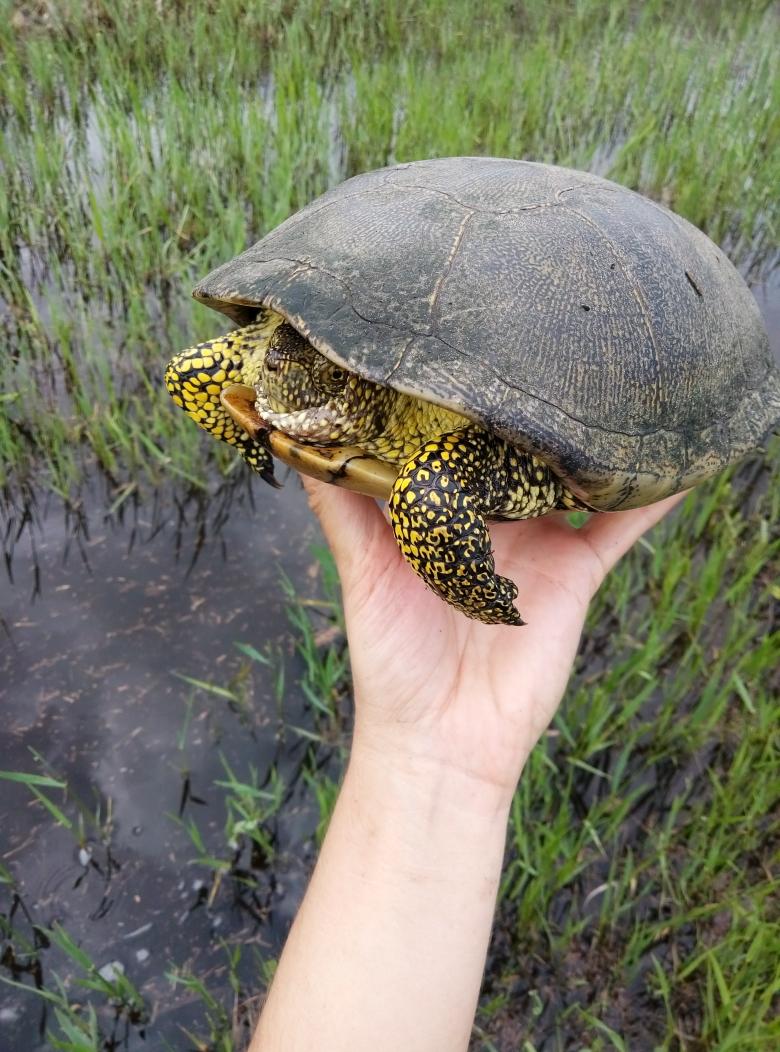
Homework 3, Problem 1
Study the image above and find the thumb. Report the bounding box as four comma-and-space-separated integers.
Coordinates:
301, 477, 395, 588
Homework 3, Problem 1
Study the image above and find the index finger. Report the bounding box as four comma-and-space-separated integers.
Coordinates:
579, 490, 688, 576
302, 477, 399, 588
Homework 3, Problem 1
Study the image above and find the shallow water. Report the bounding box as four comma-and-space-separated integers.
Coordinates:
0, 473, 335, 1047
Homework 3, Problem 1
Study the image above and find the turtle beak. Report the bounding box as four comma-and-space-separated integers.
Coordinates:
220, 384, 265, 438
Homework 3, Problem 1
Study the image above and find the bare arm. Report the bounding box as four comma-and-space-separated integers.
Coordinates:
254, 749, 508, 1050
250, 484, 684, 1051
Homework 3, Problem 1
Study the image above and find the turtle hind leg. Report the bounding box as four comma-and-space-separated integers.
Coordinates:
164, 332, 279, 488
389, 429, 524, 626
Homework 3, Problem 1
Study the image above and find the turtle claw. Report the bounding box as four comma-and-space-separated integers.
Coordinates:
235, 432, 281, 489
262, 466, 283, 490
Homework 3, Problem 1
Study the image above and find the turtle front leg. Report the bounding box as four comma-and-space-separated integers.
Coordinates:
165, 332, 279, 487
389, 427, 577, 625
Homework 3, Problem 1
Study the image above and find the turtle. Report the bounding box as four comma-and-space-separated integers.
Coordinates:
165, 157, 780, 626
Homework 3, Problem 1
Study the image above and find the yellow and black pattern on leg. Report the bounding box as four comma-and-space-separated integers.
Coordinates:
388, 426, 581, 625
164, 326, 278, 487
488, 443, 581, 519
389, 427, 524, 625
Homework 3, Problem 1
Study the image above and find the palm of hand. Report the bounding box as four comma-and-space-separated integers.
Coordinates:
305, 480, 683, 795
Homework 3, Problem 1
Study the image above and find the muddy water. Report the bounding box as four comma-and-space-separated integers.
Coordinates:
0, 475, 333, 1048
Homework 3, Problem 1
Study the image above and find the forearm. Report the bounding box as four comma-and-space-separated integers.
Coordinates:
251, 739, 512, 1051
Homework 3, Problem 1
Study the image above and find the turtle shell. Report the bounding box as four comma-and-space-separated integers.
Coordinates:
193, 157, 780, 510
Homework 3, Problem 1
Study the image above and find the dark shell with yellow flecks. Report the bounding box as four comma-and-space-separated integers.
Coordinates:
193, 157, 779, 510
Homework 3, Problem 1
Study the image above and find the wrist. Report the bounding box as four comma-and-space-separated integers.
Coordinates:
347, 731, 515, 828
331, 739, 510, 907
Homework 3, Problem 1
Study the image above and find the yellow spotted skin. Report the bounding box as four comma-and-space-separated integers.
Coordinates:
390, 427, 578, 625
165, 313, 581, 625
164, 315, 282, 485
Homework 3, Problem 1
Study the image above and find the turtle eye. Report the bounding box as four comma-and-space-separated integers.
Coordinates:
323, 364, 346, 387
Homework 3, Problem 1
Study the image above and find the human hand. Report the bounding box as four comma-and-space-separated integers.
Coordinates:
305, 479, 685, 805
254, 482, 685, 1052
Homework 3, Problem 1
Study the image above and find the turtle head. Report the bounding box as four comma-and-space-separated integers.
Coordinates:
255, 321, 391, 445
165, 312, 394, 483
262, 323, 350, 413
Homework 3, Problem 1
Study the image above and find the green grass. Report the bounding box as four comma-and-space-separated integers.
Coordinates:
167, 940, 268, 1052
1, 1, 778, 1049
2, 450, 777, 1048
1, 752, 115, 850
1, 0, 778, 508
1, 921, 147, 1050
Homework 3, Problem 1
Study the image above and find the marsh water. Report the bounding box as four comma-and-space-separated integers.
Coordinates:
1, 470, 335, 1046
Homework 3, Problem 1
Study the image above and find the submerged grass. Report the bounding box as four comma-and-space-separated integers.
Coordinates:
1, 1, 779, 1049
